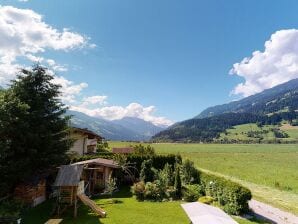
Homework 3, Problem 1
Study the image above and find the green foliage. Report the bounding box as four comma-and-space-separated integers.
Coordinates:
174, 164, 182, 199
140, 159, 155, 182
0, 65, 70, 196
181, 159, 200, 185
106, 176, 117, 196
131, 181, 146, 201
199, 196, 214, 204
97, 141, 109, 152
157, 163, 174, 188
0, 199, 24, 219
126, 154, 181, 178
144, 182, 164, 201
153, 111, 298, 142
200, 172, 252, 215
182, 184, 203, 202
132, 144, 156, 156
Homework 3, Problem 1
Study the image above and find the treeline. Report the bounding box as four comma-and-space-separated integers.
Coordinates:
152, 111, 298, 142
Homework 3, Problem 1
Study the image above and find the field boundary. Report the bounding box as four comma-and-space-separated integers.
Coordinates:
198, 168, 298, 215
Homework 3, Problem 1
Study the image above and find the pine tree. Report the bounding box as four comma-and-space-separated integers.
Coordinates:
174, 163, 182, 199
140, 159, 154, 182
0, 65, 71, 195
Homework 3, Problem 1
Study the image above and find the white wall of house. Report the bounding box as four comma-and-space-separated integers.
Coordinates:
69, 133, 88, 155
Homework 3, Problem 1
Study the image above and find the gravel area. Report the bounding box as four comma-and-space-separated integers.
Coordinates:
249, 199, 298, 224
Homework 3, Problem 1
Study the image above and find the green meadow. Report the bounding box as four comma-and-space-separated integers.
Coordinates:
23, 187, 267, 224
109, 142, 298, 214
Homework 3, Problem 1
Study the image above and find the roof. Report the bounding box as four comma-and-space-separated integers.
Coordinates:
73, 158, 120, 169
72, 127, 103, 140
53, 164, 84, 187
112, 147, 134, 154
181, 202, 238, 224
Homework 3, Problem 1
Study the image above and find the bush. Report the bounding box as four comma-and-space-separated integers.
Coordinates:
131, 181, 146, 201
127, 154, 181, 178
144, 182, 163, 201
199, 196, 214, 204
181, 159, 200, 185
140, 159, 155, 182
132, 144, 156, 156
0, 199, 24, 219
182, 184, 203, 202
200, 172, 252, 215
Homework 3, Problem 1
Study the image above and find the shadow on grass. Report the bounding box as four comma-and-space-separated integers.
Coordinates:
21, 186, 133, 224
21, 200, 104, 224
93, 185, 133, 200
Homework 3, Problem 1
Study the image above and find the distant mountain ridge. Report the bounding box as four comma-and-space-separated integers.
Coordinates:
67, 110, 165, 141
153, 79, 298, 142
196, 78, 298, 118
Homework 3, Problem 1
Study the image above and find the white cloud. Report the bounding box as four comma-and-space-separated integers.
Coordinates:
0, 5, 88, 85
70, 102, 174, 127
230, 29, 298, 97
0, 6, 173, 127
52, 76, 88, 103
82, 95, 108, 106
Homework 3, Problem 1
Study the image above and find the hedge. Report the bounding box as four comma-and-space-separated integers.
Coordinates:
127, 154, 181, 178
71, 153, 181, 179
199, 171, 252, 215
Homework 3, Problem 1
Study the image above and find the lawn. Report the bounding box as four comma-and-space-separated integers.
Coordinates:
22, 187, 264, 224
109, 142, 298, 214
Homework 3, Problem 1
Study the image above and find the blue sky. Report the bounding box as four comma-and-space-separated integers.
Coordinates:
1, 0, 298, 125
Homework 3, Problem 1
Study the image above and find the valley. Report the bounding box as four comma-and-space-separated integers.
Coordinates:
109, 141, 298, 214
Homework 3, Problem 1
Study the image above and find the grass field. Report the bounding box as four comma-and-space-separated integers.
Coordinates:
109, 142, 298, 214
22, 187, 266, 224
218, 123, 298, 142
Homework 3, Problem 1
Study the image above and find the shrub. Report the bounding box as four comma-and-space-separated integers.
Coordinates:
174, 164, 182, 199
0, 199, 24, 219
127, 154, 181, 178
200, 172, 252, 215
144, 182, 163, 201
131, 181, 146, 201
140, 159, 155, 182
156, 163, 174, 188
181, 159, 200, 185
182, 184, 203, 202
199, 196, 214, 204
165, 186, 176, 199
132, 144, 156, 156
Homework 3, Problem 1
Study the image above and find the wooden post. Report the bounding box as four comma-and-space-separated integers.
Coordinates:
74, 187, 77, 218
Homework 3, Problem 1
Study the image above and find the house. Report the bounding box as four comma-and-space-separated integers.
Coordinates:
112, 147, 134, 154
69, 127, 103, 155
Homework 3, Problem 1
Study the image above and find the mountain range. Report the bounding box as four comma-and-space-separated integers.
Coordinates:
152, 79, 298, 142
67, 110, 164, 141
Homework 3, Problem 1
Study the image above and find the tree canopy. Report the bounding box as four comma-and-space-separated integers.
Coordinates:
0, 65, 71, 196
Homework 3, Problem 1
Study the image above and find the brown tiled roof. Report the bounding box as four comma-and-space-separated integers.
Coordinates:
72, 127, 103, 140
73, 158, 120, 168
112, 147, 134, 154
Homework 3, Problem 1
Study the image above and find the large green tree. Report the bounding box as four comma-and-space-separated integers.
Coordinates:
0, 65, 71, 195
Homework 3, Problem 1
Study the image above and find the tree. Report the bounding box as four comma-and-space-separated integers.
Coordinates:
0, 65, 71, 195
181, 159, 200, 185
174, 164, 182, 199
140, 159, 155, 182
0, 90, 29, 195
133, 144, 155, 156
